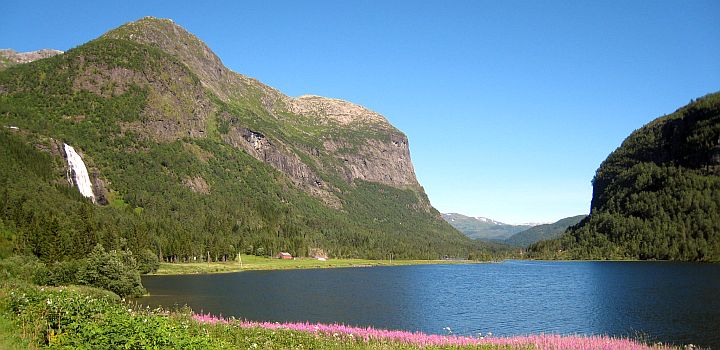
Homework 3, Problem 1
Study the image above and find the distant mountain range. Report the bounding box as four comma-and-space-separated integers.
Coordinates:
0, 48, 62, 70
504, 215, 586, 247
441, 213, 533, 241
443, 213, 585, 247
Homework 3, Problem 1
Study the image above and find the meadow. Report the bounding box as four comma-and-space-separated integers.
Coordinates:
151, 254, 478, 275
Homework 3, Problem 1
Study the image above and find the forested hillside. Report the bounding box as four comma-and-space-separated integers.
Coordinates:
0, 17, 487, 266
529, 93, 720, 261
504, 215, 585, 247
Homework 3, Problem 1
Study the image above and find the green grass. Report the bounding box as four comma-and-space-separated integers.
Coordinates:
152, 255, 478, 275
0, 311, 32, 350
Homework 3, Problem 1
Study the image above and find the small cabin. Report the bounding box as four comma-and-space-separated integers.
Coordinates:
276, 252, 293, 260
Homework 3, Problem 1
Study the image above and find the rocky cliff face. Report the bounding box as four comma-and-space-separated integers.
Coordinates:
0, 16, 475, 260
99, 17, 425, 205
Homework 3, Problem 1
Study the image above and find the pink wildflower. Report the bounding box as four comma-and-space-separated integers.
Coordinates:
191, 313, 674, 350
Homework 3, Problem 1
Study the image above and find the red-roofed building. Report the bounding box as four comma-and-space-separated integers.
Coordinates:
276, 252, 292, 259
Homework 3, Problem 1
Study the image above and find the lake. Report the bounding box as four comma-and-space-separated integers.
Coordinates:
139, 261, 720, 348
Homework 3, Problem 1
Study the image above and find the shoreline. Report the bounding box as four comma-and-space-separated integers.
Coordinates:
147, 258, 713, 276
148, 255, 486, 276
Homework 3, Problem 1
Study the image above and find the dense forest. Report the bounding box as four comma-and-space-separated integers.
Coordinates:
529, 93, 720, 261
0, 18, 495, 277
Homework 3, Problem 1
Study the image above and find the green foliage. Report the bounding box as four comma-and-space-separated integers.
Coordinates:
76, 244, 145, 297
530, 93, 720, 261
0, 283, 521, 349
1, 283, 205, 349
1, 247, 145, 298
0, 255, 47, 283
136, 248, 160, 274
0, 23, 492, 270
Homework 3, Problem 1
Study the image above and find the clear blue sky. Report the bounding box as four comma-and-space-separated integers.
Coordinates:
2, 1, 718, 224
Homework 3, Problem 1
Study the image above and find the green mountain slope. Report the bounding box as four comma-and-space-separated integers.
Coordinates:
529, 93, 720, 261
504, 215, 585, 247
442, 213, 532, 241
0, 17, 483, 262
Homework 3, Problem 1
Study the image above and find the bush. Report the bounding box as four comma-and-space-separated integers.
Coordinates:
1, 284, 218, 348
0, 255, 47, 283
47, 260, 83, 285
137, 248, 160, 274
1, 247, 147, 297
76, 244, 146, 297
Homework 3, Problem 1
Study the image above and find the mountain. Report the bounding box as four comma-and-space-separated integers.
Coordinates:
0, 17, 484, 262
442, 213, 533, 241
0, 49, 63, 70
529, 93, 720, 261
504, 215, 586, 247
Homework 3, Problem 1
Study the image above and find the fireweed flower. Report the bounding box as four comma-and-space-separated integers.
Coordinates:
191, 313, 674, 350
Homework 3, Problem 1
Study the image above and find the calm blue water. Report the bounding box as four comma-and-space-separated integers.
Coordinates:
140, 261, 720, 348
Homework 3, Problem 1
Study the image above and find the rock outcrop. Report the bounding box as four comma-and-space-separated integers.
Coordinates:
0, 16, 475, 261
0, 48, 63, 70
323, 136, 418, 187
290, 95, 390, 126
101, 17, 426, 205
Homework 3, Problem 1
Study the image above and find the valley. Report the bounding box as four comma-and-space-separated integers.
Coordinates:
0, 7, 718, 350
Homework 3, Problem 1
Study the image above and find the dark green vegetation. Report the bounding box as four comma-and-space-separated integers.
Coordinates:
0, 16, 490, 277
0, 282, 519, 349
0, 244, 151, 297
442, 213, 531, 241
504, 215, 585, 247
530, 93, 720, 261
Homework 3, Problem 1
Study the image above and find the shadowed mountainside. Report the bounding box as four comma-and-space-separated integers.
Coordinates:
529, 93, 720, 261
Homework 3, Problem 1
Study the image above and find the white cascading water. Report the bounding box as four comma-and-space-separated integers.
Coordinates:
63, 143, 96, 203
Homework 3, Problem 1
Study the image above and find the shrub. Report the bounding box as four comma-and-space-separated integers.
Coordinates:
48, 259, 83, 285
76, 244, 146, 297
0, 255, 47, 283
137, 248, 160, 274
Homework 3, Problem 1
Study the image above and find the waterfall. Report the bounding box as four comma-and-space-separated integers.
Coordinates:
63, 143, 96, 203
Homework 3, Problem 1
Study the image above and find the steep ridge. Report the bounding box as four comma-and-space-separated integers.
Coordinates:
529, 93, 720, 261
0, 17, 480, 262
101, 17, 422, 205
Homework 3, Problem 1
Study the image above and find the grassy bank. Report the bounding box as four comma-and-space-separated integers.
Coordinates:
0, 282, 676, 350
0, 311, 30, 350
152, 255, 480, 275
